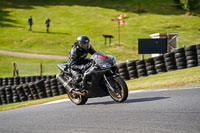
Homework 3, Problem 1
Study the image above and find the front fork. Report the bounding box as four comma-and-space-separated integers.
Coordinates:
104, 74, 116, 92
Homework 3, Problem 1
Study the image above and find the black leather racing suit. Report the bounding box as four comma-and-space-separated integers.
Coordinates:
68, 43, 96, 88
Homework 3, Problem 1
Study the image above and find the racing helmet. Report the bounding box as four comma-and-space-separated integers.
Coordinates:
76, 35, 90, 50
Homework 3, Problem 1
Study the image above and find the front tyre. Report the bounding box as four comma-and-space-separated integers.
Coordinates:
108, 76, 128, 102
67, 92, 88, 105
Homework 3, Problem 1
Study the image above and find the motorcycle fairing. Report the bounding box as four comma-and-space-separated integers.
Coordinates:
83, 67, 109, 98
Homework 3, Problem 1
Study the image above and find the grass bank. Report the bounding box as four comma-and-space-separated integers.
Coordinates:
127, 66, 200, 90
0, 0, 200, 61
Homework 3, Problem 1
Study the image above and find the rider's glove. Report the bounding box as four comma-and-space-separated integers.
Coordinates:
84, 62, 92, 72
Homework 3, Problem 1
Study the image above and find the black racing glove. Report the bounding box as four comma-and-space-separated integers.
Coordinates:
84, 62, 92, 72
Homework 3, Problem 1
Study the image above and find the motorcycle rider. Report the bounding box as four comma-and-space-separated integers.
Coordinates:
68, 35, 96, 91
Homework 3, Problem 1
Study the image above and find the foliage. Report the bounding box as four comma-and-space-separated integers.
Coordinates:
175, 0, 200, 14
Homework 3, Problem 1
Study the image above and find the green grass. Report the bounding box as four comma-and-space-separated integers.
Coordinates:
0, 66, 199, 111
0, 0, 200, 61
0, 54, 64, 77
0, 95, 67, 111
127, 66, 200, 90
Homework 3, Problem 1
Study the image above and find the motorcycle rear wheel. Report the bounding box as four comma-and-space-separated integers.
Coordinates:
108, 76, 128, 102
67, 91, 88, 105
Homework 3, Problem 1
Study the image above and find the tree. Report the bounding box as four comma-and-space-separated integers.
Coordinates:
188, 0, 200, 11
179, 0, 200, 14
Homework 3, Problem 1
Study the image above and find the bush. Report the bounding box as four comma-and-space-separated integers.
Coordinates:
174, 0, 200, 14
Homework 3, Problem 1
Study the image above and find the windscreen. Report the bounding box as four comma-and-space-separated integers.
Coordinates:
90, 51, 116, 66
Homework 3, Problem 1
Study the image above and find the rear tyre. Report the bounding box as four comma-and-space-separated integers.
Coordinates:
67, 91, 88, 105
108, 76, 128, 102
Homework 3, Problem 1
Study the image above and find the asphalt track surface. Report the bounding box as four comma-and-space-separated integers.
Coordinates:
0, 88, 200, 133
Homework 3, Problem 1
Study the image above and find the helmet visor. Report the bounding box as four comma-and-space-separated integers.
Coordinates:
80, 42, 90, 50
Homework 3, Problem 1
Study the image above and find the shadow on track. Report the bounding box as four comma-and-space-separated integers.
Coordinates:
86, 97, 170, 105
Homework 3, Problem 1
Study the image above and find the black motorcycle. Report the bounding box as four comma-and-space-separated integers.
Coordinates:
56, 51, 128, 105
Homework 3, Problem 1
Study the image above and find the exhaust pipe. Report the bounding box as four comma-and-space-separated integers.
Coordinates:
56, 74, 72, 92
56, 74, 86, 96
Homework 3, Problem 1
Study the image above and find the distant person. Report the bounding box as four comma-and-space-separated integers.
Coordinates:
45, 18, 51, 32
28, 16, 33, 31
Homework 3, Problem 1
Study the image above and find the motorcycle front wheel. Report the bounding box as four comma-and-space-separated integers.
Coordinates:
108, 76, 128, 102
67, 91, 88, 105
